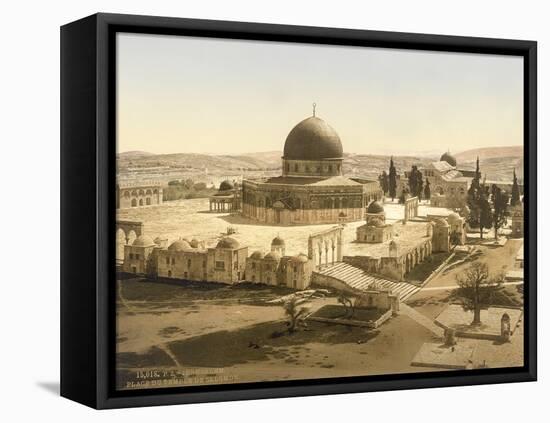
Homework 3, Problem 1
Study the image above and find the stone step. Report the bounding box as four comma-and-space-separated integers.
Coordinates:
315, 262, 420, 301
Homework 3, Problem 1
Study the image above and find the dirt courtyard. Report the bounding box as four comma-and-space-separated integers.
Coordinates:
116, 277, 440, 390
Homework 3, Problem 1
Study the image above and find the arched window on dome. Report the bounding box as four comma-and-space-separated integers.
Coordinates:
294, 164, 298, 172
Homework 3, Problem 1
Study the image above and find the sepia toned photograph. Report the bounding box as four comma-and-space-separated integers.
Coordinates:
114, 32, 526, 391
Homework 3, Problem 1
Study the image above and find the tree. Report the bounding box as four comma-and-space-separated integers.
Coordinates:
379, 171, 389, 195
193, 182, 207, 190
338, 292, 355, 319
424, 179, 431, 200
491, 186, 509, 240
416, 171, 423, 200
511, 169, 520, 206
282, 296, 310, 333
466, 164, 492, 239
472, 156, 481, 191
398, 187, 409, 204
450, 231, 462, 251
388, 157, 397, 201
408, 165, 424, 199
183, 178, 194, 189
455, 262, 504, 326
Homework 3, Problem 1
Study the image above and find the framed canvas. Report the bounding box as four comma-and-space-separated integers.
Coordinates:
60, 13, 537, 409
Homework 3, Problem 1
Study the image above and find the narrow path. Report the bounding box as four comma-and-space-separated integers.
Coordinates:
400, 304, 444, 338
117, 280, 134, 311
159, 344, 181, 367
420, 280, 523, 292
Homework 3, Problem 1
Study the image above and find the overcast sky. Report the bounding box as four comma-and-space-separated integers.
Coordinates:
117, 33, 523, 156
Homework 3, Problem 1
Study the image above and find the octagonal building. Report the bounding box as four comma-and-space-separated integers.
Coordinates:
241, 112, 383, 225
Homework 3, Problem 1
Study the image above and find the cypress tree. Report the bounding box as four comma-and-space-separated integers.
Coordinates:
389, 157, 397, 201
511, 169, 520, 206
424, 179, 431, 200
492, 186, 509, 239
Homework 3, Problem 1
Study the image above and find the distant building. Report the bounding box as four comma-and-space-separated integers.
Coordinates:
241, 111, 382, 225
209, 179, 242, 212
397, 152, 470, 209
116, 181, 163, 209
424, 153, 470, 208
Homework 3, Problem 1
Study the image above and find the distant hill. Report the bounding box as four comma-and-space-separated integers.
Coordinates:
118, 150, 156, 159
117, 147, 524, 184
455, 146, 523, 162
117, 151, 282, 171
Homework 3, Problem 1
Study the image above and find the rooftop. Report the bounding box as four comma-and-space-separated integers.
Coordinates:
247, 175, 363, 187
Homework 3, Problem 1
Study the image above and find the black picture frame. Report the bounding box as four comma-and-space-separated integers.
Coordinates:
60, 12, 537, 409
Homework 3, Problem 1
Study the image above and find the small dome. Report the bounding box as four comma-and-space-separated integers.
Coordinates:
290, 253, 309, 263
132, 235, 155, 247
367, 201, 384, 214
271, 236, 285, 246
264, 251, 281, 261
168, 239, 192, 251
250, 250, 263, 259
434, 218, 450, 227
189, 238, 200, 248
283, 116, 343, 160
440, 151, 457, 167
219, 180, 234, 191
153, 236, 164, 245
368, 218, 384, 227
216, 237, 240, 249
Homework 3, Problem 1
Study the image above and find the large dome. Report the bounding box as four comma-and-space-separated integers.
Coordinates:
440, 151, 457, 167
283, 116, 343, 160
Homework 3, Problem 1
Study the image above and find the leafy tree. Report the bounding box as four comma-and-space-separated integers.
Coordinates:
511, 169, 520, 206
282, 296, 310, 333
424, 179, 431, 200
491, 186, 509, 240
398, 187, 409, 204
379, 171, 389, 195
408, 165, 424, 199
193, 182, 207, 190
389, 157, 397, 201
455, 262, 504, 326
183, 178, 194, 189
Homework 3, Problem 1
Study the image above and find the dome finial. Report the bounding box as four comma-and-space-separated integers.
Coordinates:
312, 102, 316, 117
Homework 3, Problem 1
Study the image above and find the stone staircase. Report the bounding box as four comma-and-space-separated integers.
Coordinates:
314, 262, 421, 301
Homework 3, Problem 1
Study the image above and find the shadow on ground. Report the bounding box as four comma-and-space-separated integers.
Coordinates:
118, 320, 379, 369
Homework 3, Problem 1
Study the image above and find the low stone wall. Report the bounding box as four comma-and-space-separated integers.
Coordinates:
308, 308, 393, 329
311, 272, 357, 294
